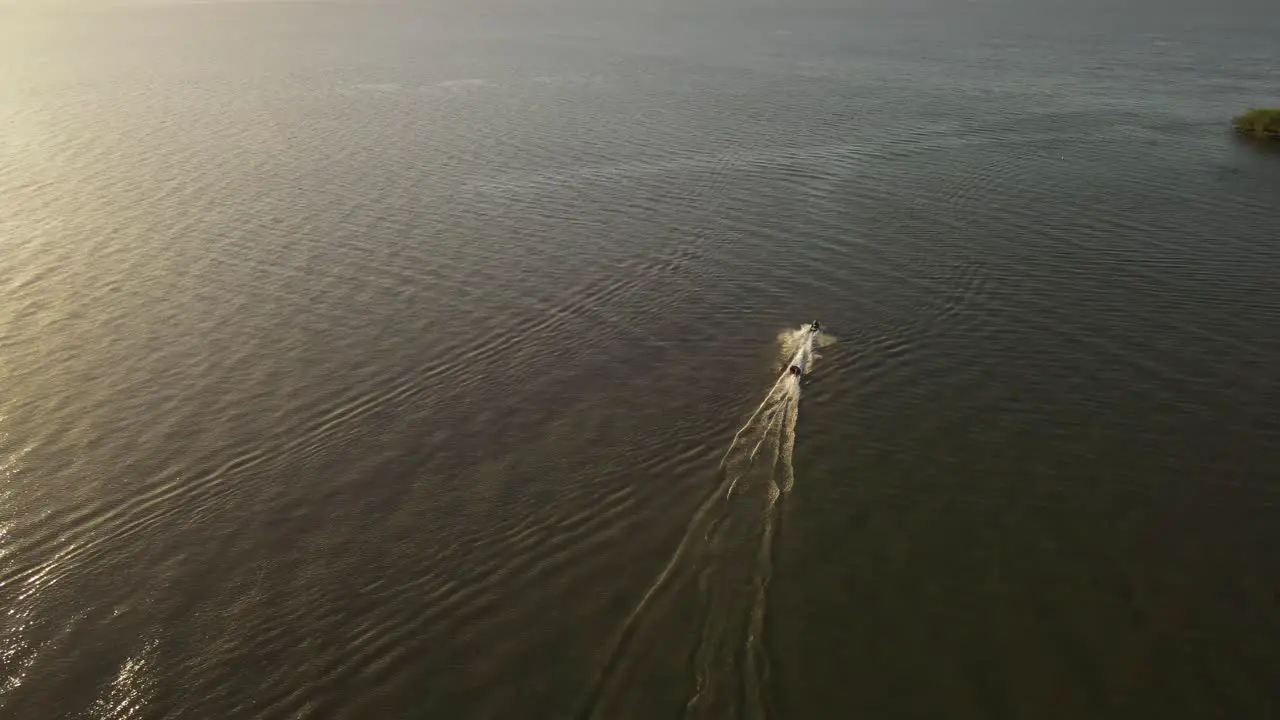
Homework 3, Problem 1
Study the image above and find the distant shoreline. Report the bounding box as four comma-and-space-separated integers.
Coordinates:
1233, 108, 1280, 140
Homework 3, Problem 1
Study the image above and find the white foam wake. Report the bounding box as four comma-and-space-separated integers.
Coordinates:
578, 324, 832, 720
720, 324, 825, 491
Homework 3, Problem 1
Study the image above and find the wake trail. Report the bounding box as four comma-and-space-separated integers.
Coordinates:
719, 376, 789, 469
579, 325, 832, 720
748, 406, 784, 463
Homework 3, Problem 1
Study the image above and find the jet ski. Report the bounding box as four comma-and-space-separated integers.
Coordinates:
788, 365, 802, 377
810, 320, 821, 332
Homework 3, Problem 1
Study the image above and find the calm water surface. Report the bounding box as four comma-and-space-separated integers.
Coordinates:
2, 0, 1279, 718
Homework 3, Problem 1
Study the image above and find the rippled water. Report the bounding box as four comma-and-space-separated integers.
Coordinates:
2, 0, 1279, 718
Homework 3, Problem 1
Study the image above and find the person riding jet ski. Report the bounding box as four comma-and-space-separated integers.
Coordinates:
810, 320, 821, 332
788, 365, 802, 377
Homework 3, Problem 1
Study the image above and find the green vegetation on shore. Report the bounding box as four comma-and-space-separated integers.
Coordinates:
1233, 108, 1280, 140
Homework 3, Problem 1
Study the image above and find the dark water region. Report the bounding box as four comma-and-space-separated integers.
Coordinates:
2, 0, 1279, 718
